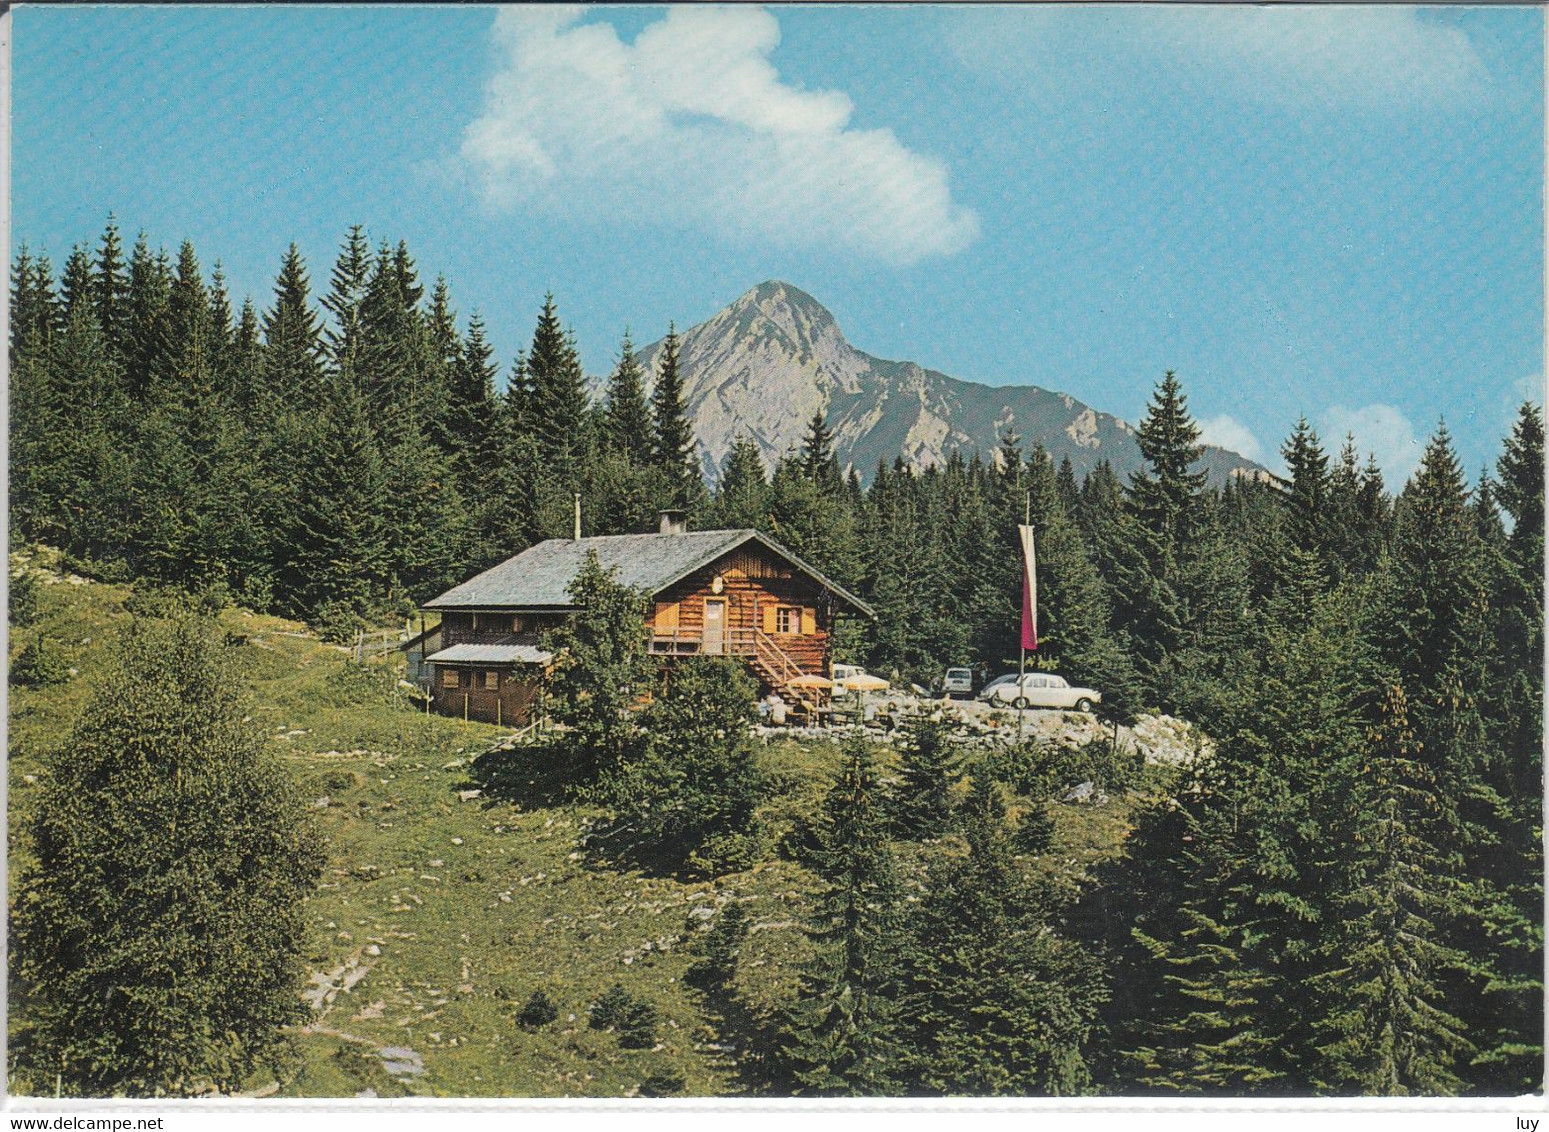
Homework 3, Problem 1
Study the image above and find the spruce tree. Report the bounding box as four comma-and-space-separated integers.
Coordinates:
92, 215, 129, 358
321, 224, 372, 380
123, 235, 174, 398
527, 293, 591, 476
1280, 416, 1330, 560
711, 435, 771, 529
258, 243, 325, 409
800, 408, 843, 495
541, 551, 652, 783
1128, 370, 1208, 556
446, 312, 500, 471
887, 709, 965, 839
280, 379, 391, 623
11, 615, 324, 1095
603, 330, 654, 467
651, 324, 700, 506
902, 776, 1107, 1095
778, 740, 905, 1096
61, 244, 96, 325
1309, 685, 1476, 1095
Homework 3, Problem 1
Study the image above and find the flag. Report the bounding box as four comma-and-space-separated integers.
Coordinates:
1019, 523, 1038, 651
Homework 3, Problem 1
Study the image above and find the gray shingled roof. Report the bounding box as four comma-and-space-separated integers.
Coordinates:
426, 644, 552, 665
423, 529, 873, 617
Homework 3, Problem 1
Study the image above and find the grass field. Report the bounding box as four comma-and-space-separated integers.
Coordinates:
7, 552, 1153, 1098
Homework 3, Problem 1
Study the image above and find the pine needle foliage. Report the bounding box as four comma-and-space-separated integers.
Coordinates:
11, 614, 324, 1096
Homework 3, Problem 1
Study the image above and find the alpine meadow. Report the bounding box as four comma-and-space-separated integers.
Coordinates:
7, 1, 1544, 1106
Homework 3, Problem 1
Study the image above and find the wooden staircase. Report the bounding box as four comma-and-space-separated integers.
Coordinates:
742, 629, 825, 716
646, 627, 827, 717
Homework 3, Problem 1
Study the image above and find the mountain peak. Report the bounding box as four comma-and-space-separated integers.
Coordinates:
710, 280, 847, 358
644, 281, 1267, 489
735, 279, 828, 314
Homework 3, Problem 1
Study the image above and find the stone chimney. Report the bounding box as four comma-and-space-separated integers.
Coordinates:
658, 510, 688, 536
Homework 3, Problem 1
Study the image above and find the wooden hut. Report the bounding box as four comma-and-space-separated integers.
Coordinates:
419, 512, 874, 726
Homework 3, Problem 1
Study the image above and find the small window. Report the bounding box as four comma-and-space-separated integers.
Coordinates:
441, 669, 460, 689
776, 607, 796, 634
511, 615, 524, 633
483, 670, 499, 690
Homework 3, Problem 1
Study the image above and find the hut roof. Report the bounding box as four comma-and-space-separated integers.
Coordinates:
425, 643, 553, 665
423, 529, 873, 617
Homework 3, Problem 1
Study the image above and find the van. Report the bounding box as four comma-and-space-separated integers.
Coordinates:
939, 666, 975, 699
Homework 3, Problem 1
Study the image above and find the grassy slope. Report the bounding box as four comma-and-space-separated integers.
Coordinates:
7, 562, 1148, 1098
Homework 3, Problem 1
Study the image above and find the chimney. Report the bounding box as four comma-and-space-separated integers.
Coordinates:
574, 493, 582, 541
658, 509, 688, 536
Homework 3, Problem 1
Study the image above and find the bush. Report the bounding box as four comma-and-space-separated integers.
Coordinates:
588, 984, 634, 1030
9, 568, 41, 627
685, 901, 749, 993
311, 600, 366, 645
617, 999, 660, 1049
194, 581, 232, 617
12, 635, 68, 688
588, 657, 764, 877
638, 1067, 686, 1096
124, 583, 187, 619
1015, 801, 1056, 854
517, 990, 559, 1030
587, 984, 659, 1047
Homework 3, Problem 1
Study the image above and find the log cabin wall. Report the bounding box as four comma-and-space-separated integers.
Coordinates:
431, 665, 543, 726
439, 610, 565, 648
650, 546, 834, 676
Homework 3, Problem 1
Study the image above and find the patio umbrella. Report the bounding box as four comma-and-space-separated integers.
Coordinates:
787, 674, 833, 689
839, 672, 890, 693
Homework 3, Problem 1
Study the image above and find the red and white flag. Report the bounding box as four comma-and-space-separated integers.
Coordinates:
1019, 523, 1038, 651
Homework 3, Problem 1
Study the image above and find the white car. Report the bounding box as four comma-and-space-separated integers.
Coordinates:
979, 672, 1101, 712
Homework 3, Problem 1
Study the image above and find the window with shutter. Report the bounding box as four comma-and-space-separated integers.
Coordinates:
441, 669, 460, 689
484, 670, 499, 690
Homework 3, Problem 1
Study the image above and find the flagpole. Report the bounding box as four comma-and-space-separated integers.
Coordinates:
1019, 491, 1029, 740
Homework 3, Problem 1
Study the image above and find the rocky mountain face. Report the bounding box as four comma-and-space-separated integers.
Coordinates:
633, 281, 1265, 486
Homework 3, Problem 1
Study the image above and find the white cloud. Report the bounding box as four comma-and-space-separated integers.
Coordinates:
948, 7, 1491, 111
1198, 413, 1264, 464
1322, 403, 1423, 487
461, 6, 980, 265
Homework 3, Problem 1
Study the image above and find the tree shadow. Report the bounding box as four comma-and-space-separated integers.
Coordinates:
463, 741, 583, 811
681, 969, 790, 1097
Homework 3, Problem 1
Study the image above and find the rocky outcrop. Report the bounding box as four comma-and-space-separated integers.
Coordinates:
630, 281, 1267, 486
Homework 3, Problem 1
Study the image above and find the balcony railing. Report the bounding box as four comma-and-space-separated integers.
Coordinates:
646, 628, 809, 684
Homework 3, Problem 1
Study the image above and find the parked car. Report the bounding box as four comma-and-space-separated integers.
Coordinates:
978, 672, 1101, 712
832, 663, 890, 693
935, 666, 976, 699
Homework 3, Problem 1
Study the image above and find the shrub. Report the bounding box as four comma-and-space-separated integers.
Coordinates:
588, 984, 634, 1030
9, 568, 41, 627
588, 656, 764, 876
617, 999, 660, 1049
12, 635, 68, 688
1015, 801, 1056, 854
124, 583, 187, 619
517, 990, 559, 1030
311, 600, 366, 645
685, 901, 749, 993
639, 1067, 686, 1096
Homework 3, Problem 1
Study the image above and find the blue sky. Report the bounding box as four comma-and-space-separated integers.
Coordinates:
12, 4, 1543, 484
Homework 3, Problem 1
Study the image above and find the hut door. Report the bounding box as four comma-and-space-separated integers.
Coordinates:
703, 600, 726, 655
